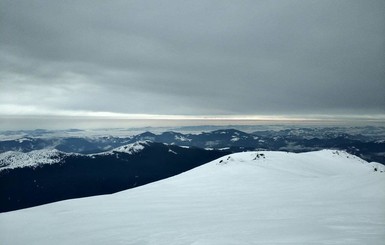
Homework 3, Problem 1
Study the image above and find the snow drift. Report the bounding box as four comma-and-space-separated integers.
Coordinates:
0, 150, 384, 245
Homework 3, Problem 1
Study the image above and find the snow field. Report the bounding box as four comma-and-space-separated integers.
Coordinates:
0, 150, 384, 244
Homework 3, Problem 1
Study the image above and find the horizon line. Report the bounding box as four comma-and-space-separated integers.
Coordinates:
1, 113, 385, 122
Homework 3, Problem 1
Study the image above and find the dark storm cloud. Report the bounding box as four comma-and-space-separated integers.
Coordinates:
1, 0, 384, 116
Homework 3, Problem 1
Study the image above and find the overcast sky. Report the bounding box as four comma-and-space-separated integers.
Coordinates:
1, 0, 384, 120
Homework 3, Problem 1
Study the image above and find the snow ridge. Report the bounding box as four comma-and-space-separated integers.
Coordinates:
211, 149, 382, 176
94, 141, 150, 155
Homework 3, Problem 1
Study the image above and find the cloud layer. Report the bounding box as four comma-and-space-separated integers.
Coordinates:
1, 0, 384, 118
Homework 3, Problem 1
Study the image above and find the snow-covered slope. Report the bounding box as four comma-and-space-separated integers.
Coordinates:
0, 150, 384, 245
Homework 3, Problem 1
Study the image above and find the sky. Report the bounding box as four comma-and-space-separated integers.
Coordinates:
1, 0, 384, 126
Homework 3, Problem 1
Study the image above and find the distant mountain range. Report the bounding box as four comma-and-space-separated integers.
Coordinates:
1, 128, 384, 163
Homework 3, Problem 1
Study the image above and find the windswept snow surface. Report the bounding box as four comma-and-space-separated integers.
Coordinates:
1, 150, 384, 245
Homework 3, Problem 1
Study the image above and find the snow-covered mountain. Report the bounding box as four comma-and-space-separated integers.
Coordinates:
0, 150, 383, 245
0, 148, 66, 169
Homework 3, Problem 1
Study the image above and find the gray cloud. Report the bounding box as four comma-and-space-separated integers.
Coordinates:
1, 0, 384, 117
